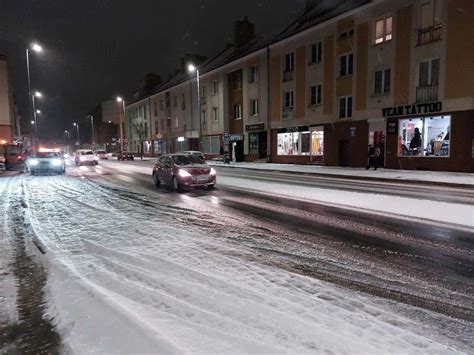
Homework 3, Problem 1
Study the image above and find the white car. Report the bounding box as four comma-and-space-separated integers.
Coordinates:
75, 149, 99, 166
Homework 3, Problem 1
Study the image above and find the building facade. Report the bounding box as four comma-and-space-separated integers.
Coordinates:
0, 54, 14, 143
124, 97, 152, 154
268, 0, 474, 172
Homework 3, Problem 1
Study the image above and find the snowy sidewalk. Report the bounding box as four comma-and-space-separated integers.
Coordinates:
207, 161, 474, 187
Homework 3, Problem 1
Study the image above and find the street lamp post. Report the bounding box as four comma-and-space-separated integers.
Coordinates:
117, 97, 125, 151
64, 130, 70, 153
187, 64, 201, 150
26, 43, 43, 150
88, 115, 95, 148
73, 122, 80, 147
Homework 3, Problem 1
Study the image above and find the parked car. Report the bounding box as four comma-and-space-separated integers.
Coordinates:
117, 151, 135, 161
95, 150, 108, 160
2, 143, 25, 170
152, 153, 216, 192
29, 151, 66, 175
181, 151, 205, 162
75, 149, 99, 166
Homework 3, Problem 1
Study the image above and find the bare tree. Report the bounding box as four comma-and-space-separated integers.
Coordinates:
132, 122, 148, 160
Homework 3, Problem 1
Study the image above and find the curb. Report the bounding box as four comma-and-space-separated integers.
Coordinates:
210, 163, 474, 189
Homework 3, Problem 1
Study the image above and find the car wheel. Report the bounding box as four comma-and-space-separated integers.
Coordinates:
172, 176, 182, 192
153, 173, 161, 187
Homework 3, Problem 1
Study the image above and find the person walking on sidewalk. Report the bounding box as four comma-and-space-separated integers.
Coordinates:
366, 145, 377, 170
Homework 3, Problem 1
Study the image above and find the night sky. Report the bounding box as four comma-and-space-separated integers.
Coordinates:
0, 0, 305, 139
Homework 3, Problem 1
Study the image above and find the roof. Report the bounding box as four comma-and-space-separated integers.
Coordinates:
272, 0, 371, 43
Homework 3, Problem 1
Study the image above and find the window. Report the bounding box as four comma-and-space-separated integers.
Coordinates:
249, 65, 259, 83
398, 116, 450, 157
340, 53, 353, 77
310, 42, 322, 64
212, 107, 218, 122
339, 28, 354, 39
201, 110, 206, 125
212, 80, 218, 95
232, 71, 242, 90
234, 104, 242, 119
374, 69, 391, 95
175, 117, 179, 128
285, 52, 294, 72
284, 91, 294, 108
202, 136, 221, 154
174, 95, 178, 107
154, 102, 158, 117
339, 96, 352, 118
181, 93, 186, 110
310, 85, 322, 105
154, 120, 158, 135
165, 92, 170, 108
419, 59, 440, 86
160, 100, 164, 110
250, 99, 258, 116
201, 85, 206, 98
375, 16, 393, 44
277, 131, 311, 156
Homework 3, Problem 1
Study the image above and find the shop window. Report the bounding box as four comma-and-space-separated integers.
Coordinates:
277, 131, 311, 156
339, 53, 353, 77
311, 128, 324, 157
375, 16, 393, 44
202, 136, 220, 154
249, 133, 259, 155
398, 115, 450, 157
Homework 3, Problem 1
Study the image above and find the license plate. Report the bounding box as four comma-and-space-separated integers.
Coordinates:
195, 175, 210, 182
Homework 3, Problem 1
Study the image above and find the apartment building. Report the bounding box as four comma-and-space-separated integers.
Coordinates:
268, 0, 474, 172
0, 54, 14, 143
124, 97, 151, 154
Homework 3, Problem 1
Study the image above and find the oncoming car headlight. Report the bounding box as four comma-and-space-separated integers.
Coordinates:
29, 159, 39, 166
178, 169, 192, 178
52, 159, 62, 166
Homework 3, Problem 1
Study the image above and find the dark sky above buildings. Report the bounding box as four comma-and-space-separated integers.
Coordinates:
0, 0, 305, 138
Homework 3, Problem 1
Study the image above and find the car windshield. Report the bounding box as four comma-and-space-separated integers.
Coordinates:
34, 152, 59, 158
172, 155, 203, 165
81, 151, 94, 155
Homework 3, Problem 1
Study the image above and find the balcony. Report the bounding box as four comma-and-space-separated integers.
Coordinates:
416, 24, 442, 46
282, 107, 294, 120
283, 70, 294, 82
415, 84, 438, 103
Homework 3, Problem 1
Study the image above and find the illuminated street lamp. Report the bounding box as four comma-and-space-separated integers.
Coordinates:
26, 43, 43, 150
36, 109, 41, 114
188, 63, 201, 148
73, 122, 80, 145
116, 96, 125, 151
30, 120, 35, 125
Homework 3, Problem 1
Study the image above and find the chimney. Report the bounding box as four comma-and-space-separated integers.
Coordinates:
234, 17, 255, 48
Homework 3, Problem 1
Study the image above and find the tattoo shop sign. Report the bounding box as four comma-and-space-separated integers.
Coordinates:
382, 102, 442, 118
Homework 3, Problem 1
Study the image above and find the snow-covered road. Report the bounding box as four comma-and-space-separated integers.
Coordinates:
1, 168, 473, 353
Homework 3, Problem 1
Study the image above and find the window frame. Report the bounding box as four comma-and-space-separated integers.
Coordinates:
234, 104, 242, 119
374, 16, 393, 44
339, 53, 353, 77
309, 42, 322, 64
285, 52, 295, 72
309, 84, 322, 106
373, 69, 391, 95
284, 91, 294, 109
212, 80, 218, 95
249, 65, 259, 83
339, 96, 353, 118
212, 107, 219, 122
418, 58, 440, 86
250, 99, 259, 116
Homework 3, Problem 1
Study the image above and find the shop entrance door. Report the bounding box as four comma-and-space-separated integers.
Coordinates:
231, 141, 244, 162
339, 140, 350, 167
258, 131, 267, 159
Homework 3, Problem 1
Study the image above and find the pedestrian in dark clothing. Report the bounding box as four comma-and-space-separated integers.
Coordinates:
366, 145, 377, 170
409, 127, 422, 155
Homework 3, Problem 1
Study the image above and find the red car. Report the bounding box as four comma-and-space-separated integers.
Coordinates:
152, 153, 216, 192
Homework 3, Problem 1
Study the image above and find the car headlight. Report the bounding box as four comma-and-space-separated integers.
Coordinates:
29, 159, 39, 166
178, 169, 192, 178
79, 156, 86, 161
94, 156, 99, 160
210, 168, 216, 175
52, 159, 62, 166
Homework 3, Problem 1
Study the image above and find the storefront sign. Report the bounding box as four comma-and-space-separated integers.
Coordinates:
387, 122, 397, 134
229, 134, 244, 142
245, 123, 264, 132
382, 102, 442, 118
